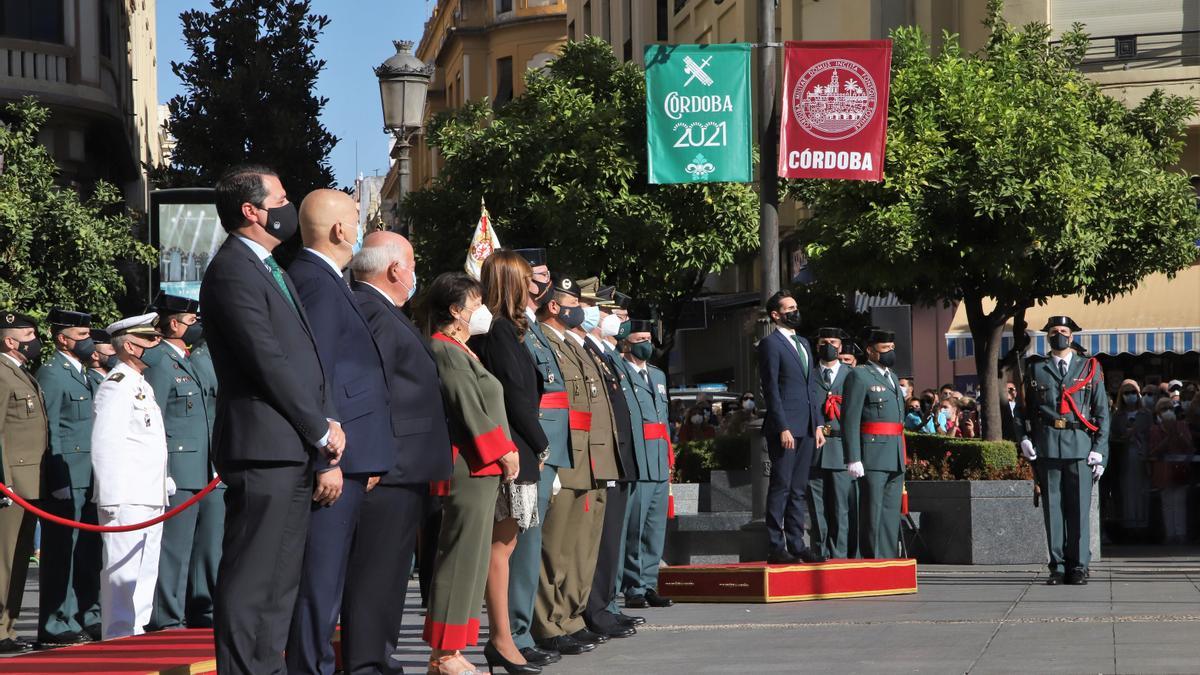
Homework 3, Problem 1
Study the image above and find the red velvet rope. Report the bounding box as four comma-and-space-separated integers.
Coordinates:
0, 477, 221, 533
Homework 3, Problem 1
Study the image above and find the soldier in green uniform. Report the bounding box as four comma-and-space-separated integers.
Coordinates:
87, 330, 117, 385
533, 277, 618, 655
507, 247, 570, 667
36, 309, 102, 645
141, 293, 218, 630
841, 329, 905, 559
184, 338, 223, 627
1019, 316, 1110, 586
808, 328, 856, 560
618, 319, 674, 608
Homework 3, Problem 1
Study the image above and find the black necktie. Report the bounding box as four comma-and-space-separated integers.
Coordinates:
1058, 360, 1067, 378
641, 369, 650, 385
823, 368, 832, 386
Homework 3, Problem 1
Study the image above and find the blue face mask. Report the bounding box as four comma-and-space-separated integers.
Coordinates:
351, 223, 366, 255
581, 306, 601, 332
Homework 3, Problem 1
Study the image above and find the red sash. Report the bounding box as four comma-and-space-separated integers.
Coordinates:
861, 421, 908, 514
823, 394, 843, 422
1059, 358, 1100, 433
642, 422, 676, 519
569, 410, 592, 432
540, 392, 569, 410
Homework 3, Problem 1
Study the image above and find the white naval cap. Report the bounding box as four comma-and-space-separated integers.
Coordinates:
105, 312, 163, 338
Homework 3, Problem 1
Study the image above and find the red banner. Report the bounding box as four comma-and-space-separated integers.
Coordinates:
779, 40, 892, 182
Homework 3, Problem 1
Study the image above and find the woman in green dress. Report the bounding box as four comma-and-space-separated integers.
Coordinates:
423, 272, 525, 675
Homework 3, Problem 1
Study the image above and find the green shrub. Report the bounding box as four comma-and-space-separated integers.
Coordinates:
673, 439, 714, 483
904, 433, 1018, 479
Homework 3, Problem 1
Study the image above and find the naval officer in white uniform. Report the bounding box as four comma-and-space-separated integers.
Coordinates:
90, 313, 174, 639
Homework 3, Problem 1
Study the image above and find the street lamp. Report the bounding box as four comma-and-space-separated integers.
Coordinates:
375, 39, 433, 233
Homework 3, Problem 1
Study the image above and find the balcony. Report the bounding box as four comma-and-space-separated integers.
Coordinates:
0, 40, 70, 84
1070, 29, 1200, 71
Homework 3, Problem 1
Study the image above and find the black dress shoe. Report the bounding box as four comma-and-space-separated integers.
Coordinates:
519, 646, 561, 667
644, 589, 674, 608
1046, 571, 1064, 585
83, 625, 102, 642
35, 631, 89, 649
0, 638, 31, 654
616, 613, 646, 627
624, 595, 648, 609
571, 628, 608, 645
598, 624, 636, 638
1065, 568, 1088, 585
796, 548, 827, 564
484, 641, 542, 674
536, 635, 594, 655
767, 550, 799, 564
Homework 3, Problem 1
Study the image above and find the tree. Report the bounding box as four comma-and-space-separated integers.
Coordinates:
405, 38, 760, 347
0, 98, 156, 335
783, 1, 1200, 441
153, 0, 337, 198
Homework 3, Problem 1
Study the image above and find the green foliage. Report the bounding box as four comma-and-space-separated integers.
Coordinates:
0, 98, 156, 338
153, 0, 338, 197
905, 432, 1019, 479
784, 1, 1200, 439
672, 433, 753, 483
406, 38, 759, 333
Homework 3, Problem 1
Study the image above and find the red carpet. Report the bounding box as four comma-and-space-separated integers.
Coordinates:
658, 558, 918, 602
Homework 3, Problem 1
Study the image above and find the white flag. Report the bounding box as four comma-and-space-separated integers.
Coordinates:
464, 198, 500, 280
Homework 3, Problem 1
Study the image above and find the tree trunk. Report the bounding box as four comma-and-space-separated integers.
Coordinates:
963, 294, 1008, 442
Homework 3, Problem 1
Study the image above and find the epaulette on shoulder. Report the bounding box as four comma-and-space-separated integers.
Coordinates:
107, 372, 125, 383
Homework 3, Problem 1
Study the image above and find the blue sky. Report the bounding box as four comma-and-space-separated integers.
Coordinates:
156, 0, 434, 188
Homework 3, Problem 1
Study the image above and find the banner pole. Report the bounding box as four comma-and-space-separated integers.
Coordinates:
758, 0, 780, 305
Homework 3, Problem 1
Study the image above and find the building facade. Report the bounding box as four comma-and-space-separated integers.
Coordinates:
0, 0, 160, 211
566, 0, 1200, 394
380, 0, 568, 230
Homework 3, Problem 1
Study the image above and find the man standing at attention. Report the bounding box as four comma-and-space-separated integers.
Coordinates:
808, 327, 855, 560
756, 290, 826, 564
200, 165, 344, 675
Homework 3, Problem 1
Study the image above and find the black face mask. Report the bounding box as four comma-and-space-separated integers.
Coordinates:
531, 278, 551, 304
558, 304, 585, 329
818, 343, 839, 362
877, 350, 897, 368
104, 355, 120, 370
1048, 333, 1071, 352
16, 337, 41, 361
70, 337, 96, 361
181, 321, 204, 346
780, 310, 803, 329
263, 202, 299, 242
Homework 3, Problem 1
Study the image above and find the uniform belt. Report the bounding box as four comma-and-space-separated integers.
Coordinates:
540, 392, 569, 410
1042, 417, 1090, 431
569, 410, 592, 431
643, 422, 675, 469
860, 422, 904, 436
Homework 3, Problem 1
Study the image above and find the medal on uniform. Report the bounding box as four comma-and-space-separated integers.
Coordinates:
548, 373, 555, 384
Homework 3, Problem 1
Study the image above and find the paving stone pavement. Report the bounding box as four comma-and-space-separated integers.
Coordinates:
11, 549, 1200, 673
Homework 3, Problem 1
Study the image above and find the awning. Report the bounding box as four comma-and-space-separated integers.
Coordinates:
945, 264, 1200, 360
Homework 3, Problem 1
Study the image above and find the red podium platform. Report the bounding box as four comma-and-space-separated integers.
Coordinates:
658, 559, 918, 603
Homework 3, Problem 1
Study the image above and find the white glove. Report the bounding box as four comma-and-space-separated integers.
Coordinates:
1020, 439, 1037, 461
1086, 451, 1103, 466
166, 477, 177, 497
51, 487, 71, 501
1091, 464, 1104, 480
551, 473, 562, 496
847, 462, 865, 479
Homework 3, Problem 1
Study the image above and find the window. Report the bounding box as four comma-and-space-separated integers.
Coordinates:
497, 0, 513, 14
494, 57, 513, 107
601, 0, 611, 42
623, 39, 632, 61
583, 1, 591, 36
656, 0, 668, 41
568, 20, 575, 41
99, 0, 114, 59
0, 0, 64, 43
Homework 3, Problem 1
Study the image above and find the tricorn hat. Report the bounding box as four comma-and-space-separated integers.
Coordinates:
151, 291, 200, 316
513, 248, 547, 267
47, 308, 91, 329
816, 327, 848, 340
1041, 315, 1082, 332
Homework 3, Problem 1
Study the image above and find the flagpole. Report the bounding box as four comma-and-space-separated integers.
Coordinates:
758, 0, 780, 306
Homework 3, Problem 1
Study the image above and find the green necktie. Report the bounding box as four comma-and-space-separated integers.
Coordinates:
792, 335, 809, 378
264, 255, 299, 313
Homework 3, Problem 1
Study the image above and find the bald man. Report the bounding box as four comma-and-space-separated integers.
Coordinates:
285, 190, 394, 675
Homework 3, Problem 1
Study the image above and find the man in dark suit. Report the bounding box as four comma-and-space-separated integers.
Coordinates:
199, 165, 345, 675
285, 190, 393, 675
344, 230, 453, 674
756, 290, 826, 564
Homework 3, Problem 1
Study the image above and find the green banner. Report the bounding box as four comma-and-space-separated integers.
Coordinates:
645, 43, 752, 185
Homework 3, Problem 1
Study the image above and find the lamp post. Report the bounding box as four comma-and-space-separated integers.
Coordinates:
375, 39, 433, 234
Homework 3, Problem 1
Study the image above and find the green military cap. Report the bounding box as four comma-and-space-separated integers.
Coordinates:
48, 308, 91, 329
575, 277, 605, 303
0, 312, 37, 329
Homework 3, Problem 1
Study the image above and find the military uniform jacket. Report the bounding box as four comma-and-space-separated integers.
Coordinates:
430, 335, 518, 477
1023, 354, 1110, 462
0, 355, 48, 498
523, 319, 571, 469
621, 358, 671, 483
810, 362, 851, 470
539, 326, 618, 489
841, 364, 905, 473
37, 351, 95, 491
90, 363, 169, 508
585, 338, 636, 481
141, 342, 215, 490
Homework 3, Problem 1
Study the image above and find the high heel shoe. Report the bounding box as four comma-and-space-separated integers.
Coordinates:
483, 641, 542, 674
427, 652, 482, 675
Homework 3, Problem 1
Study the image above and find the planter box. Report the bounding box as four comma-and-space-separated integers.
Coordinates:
700, 470, 753, 513
907, 480, 1048, 565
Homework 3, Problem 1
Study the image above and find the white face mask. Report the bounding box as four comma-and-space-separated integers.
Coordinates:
1160, 410, 1176, 423
690, 414, 705, 425
742, 399, 756, 411
466, 305, 493, 336
599, 313, 623, 338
